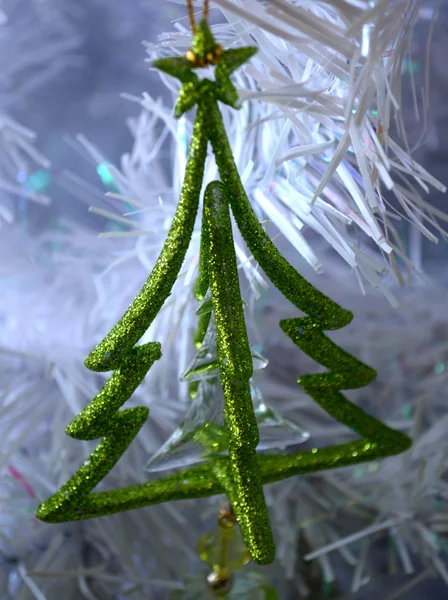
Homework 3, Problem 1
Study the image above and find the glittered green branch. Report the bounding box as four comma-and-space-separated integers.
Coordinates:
203, 181, 274, 565
207, 94, 411, 474
36, 101, 208, 523
36, 343, 161, 522
37, 19, 412, 568
84, 104, 209, 373
36, 435, 409, 522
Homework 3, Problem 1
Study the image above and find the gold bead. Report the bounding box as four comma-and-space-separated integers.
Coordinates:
207, 572, 234, 597
186, 49, 196, 64
218, 507, 236, 529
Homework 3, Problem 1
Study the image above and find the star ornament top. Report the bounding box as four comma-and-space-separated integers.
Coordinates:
152, 20, 257, 118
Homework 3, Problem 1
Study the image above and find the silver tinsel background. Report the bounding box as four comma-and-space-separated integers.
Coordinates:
1, 1, 448, 599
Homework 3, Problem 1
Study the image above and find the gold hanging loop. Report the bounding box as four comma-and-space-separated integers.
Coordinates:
203, 0, 210, 21
187, 0, 197, 34
187, 0, 210, 34
186, 0, 222, 67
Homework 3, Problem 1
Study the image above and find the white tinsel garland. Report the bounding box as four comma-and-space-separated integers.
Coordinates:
162, 0, 447, 297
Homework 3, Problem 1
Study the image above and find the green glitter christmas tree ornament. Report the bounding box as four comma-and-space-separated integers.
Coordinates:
36, 13, 412, 566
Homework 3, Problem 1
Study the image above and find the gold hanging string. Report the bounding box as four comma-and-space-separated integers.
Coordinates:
187, 0, 197, 34
186, 0, 221, 67
187, 0, 210, 34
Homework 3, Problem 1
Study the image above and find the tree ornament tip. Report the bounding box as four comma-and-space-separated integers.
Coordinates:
36, 503, 56, 523
189, 19, 222, 67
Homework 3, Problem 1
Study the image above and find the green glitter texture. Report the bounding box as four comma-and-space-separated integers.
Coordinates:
36, 20, 412, 566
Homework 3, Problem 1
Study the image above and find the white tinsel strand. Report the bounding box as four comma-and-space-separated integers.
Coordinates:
0, 0, 81, 104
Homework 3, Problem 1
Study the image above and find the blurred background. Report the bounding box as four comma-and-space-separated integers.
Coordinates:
3, 0, 184, 231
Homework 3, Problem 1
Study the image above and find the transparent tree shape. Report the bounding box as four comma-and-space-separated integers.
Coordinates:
146, 310, 309, 473
181, 315, 219, 383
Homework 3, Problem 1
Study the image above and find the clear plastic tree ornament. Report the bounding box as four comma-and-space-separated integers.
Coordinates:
146, 297, 309, 473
